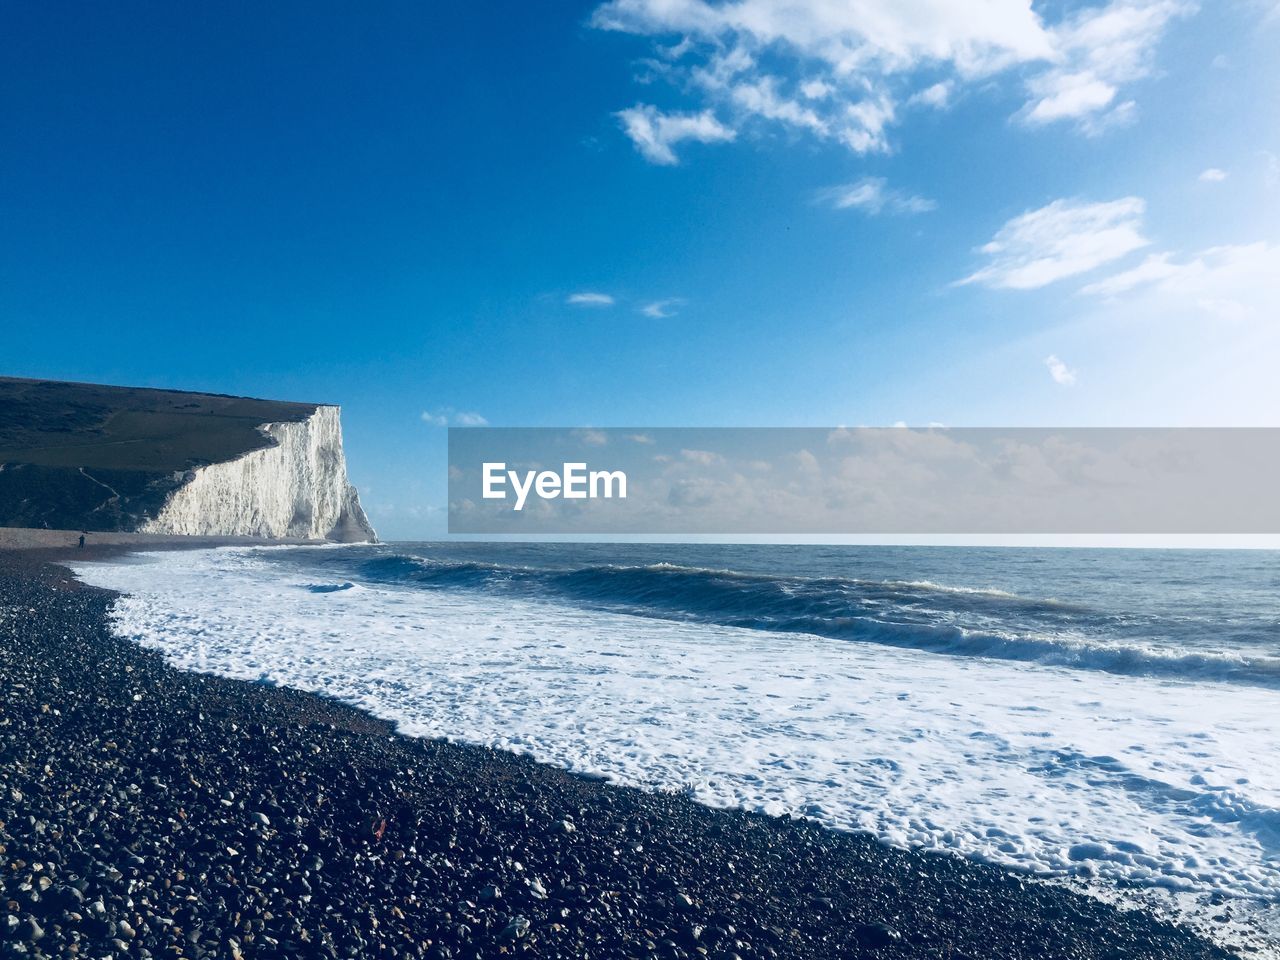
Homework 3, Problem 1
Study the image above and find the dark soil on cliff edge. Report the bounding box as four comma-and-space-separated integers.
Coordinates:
0, 551, 1239, 960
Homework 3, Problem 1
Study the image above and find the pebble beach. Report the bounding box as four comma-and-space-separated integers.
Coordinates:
0, 544, 1240, 960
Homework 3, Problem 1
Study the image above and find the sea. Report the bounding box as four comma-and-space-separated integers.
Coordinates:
72, 542, 1280, 946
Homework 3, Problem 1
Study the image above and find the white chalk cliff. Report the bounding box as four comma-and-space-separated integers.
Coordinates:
141, 406, 376, 542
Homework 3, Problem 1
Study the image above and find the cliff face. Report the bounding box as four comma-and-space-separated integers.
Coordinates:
0, 377, 376, 542
141, 407, 376, 542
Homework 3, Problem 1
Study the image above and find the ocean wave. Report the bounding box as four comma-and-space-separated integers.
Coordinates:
838, 617, 1280, 687
876, 579, 1021, 599
350, 554, 1280, 688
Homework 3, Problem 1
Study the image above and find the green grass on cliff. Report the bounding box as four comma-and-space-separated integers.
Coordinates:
0, 377, 320, 472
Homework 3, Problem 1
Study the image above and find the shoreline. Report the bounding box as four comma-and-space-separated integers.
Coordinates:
1, 543, 1246, 959
0, 527, 325, 553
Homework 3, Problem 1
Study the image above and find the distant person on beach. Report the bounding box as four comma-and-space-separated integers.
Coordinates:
78, 534, 85, 548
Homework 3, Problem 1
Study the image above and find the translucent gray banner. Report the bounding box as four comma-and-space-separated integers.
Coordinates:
448, 428, 1280, 534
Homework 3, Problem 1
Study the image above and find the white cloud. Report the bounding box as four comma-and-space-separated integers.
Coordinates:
729, 75, 828, 134
688, 45, 899, 153
594, 0, 1053, 161
1045, 354, 1078, 385
641, 298, 684, 318
573, 428, 610, 446
594, 0, 1191, 161
422, 409, 489, 427
1020, 1, 1193, 133
907, 81, 953, 109
592, 0, 1053, 74
817, 177, 936, 215
680, 448, 723, 466
1079, 251, 1179, 296
800, 78, 834, 99
1198, 167, 1228, 182
567, 291, 616, 306
836, 95, 896, 153
1080, 241, 1280, 320
567, 292, 687, 316
1018, 77, 1121, 124
1025, 78, 1119, 123
959, 197, 1149, 290
616, 104, 735, 164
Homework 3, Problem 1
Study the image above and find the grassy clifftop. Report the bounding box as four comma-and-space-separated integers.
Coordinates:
0, 377, 323, 532
0, 377, 320, 472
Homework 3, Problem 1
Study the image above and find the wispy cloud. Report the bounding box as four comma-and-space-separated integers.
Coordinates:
593, 0, 1190, 162
1079, 251, 1179, 296
422, 409, 489, 427
1019, 0, 1194, 134
1198, 167, 1228, 182
565, 292, 686, 315
594, 0, 1051, 162
567, 291, 616, 307
959, 197, 1149, 290
1045, 354, 1078, 386
817, 177, 936, 216
1081, 241, 1279, 320
573, 428, 610, 446
615, 104, 735, 165
680, 448, 723, 466
907, 81, 953, 110
1265, 151, 1280, 189
641, 298, 684, 318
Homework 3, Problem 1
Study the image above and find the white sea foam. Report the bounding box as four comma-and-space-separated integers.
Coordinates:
73, 548, 1280, 942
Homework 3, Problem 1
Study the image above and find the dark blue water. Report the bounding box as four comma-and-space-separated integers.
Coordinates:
270, 543, 1280, 688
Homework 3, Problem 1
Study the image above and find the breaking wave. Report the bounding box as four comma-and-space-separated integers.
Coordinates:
352, 555, 1280, 688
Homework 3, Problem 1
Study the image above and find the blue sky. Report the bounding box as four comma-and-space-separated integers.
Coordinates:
3, 1, 1278, 538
